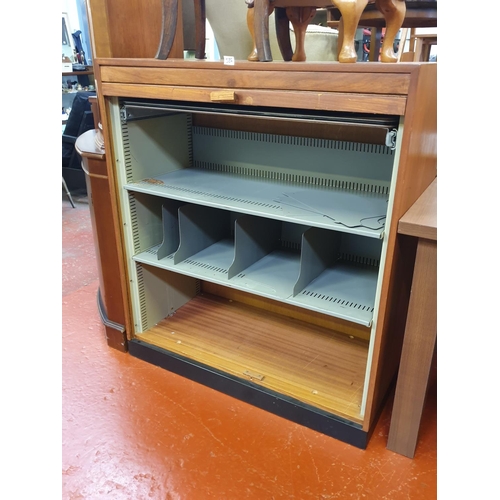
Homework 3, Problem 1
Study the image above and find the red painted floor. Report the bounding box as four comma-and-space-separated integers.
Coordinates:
62, 194, 437, 499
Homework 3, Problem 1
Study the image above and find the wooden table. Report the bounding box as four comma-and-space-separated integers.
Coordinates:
387, 177, 437, 458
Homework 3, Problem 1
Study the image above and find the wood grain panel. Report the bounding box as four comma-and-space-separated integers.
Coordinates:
87, 0, 184, 59
86, 0, 113, 58
100, 83, 407, 115
138, 293, 368, 423
100, 66, 410, 95
96, 57, 423, 74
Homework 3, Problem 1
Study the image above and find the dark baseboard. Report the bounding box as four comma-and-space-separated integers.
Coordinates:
129, 338, 368, 449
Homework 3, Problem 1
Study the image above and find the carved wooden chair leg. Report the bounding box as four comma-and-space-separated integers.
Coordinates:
156, 0, 179, 59
246, 2, 259, 61
336, 16, 344, 61
286, 7, 316, 61
333, 0, 369, 63
376, 0, 406, 62
253, 0, 275, 61
194, 0, 207, 59
274, 7, 294, 61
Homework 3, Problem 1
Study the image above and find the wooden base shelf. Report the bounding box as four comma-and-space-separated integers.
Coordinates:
135, 293, 368, 424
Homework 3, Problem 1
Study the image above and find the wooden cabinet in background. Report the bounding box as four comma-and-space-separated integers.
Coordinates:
75, 129, 127, 352
86, 0, 184, 59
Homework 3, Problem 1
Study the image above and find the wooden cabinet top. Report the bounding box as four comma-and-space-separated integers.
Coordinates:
95, 59, 436, 116
399, 177, 437, 241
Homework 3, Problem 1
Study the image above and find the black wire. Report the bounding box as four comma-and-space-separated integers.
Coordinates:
322, 214, 386, 230
274, 195, 387, 231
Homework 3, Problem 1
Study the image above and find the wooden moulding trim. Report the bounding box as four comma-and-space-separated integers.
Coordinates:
128, 339, 369, 449
100, 66, 411, 95
75, 130, 106, 160
95, 57, 425, 75
78, 152, 106, 163
101, 83, 407, 115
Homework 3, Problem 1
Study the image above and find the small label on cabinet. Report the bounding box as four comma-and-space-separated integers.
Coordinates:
243, 370, 265, 381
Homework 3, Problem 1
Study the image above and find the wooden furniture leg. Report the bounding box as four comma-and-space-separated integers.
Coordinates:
387, 239, 436, 457
249, 3, 294, 62
387, 178, 437, 458
193, 0, 206, 59
333, 0, 369, 62
156, 0, 206, 60
369, 27, 382, 61
375, 0, 406, 62
396, 27, 408, 62
285, 7, 317, 61
254, 0, 274, 61
246, 2, 259, 61
156, 0, 180, 59
274, 7, 294, 61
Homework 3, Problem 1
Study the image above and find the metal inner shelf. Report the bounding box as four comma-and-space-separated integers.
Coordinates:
176, 239, 235, 275
290, 263, 378, 326
229, 250, 302, 299
133, 248, 377, 327
125, 169, 388, 239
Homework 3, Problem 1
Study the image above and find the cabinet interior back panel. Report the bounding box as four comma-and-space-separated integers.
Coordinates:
123, 115, 395, 238
192, 126, 394, 187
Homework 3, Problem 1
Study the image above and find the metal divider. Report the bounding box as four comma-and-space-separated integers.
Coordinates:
174, 205, 234, 271
228, 218, 304, 299
157, 200, 185, 260
293, 228, 341, 296
228, 216, 281, 279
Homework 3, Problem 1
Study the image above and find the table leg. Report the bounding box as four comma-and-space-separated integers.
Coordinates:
387, 238, 437, 458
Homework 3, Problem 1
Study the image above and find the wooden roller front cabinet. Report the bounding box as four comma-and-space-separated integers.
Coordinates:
95, 58, 436, 448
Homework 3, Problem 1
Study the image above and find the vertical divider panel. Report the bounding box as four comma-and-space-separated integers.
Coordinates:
228, 216, 281, 279
173, 205, 231, 265
293, 228, 341, 296
138, 264, 199, 332
157, 200, 184, 260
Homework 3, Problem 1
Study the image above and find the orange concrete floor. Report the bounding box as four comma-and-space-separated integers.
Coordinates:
62, 194, 437, 499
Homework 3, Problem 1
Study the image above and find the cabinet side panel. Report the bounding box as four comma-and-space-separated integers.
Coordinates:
135, 264, 198, 333
362, 64, 437, 430
126, 113, 191, 182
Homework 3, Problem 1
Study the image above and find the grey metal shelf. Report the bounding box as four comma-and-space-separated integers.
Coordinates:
125, 168, 388, 239
133, 245, 377, 327
130, 202, 380, 327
